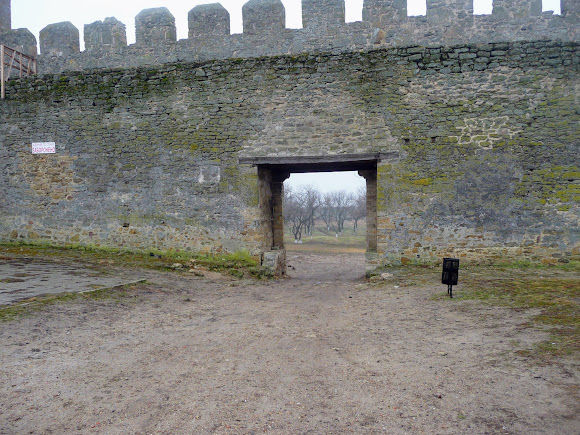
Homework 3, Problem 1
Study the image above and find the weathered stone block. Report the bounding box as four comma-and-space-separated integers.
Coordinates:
242, 0, 285, 35
302, 0, 345, 29
0, 0, 10, 32
135, 7, 176, 46
188, 3, 230, 39
262, 250, 286, 277
530, 0, 543, 16
427, 0, 474, 25
0, 28, 37, 56
84, 17, 127, 52
492, 0, 538, 20
362, 0, 407, 28
39, 22, 79, 56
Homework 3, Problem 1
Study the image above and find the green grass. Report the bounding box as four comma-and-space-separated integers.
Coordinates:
458, 266, 580, 360
0, 242, 267, 322
0, 282, 143, 322
492, 259, 580, 271
284, 222, 366, 251
403, 262, 580, 360
0, 242, 264, 278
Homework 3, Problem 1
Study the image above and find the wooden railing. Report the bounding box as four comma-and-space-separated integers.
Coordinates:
1, 45, 37, 99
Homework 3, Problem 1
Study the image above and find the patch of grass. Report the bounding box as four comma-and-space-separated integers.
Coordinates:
247, 266, 274, 279
0, 282, 143, 322
196, 250, 258, 272
0, 242, 261, 278
460, 268, 580, 359
285, 243, 366, 255
284, 223, 366, 250
491, 259, 580, 271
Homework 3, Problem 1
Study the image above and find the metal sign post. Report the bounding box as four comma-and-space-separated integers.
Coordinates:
442, 257, 459, 298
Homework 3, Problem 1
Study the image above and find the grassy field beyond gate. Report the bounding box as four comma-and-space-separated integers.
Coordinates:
284, 221, 366, 254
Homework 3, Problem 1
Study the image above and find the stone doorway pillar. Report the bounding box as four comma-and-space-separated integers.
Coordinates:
358, 169, 378, 252
257, 167, 289, 277
271, 171, 290, 249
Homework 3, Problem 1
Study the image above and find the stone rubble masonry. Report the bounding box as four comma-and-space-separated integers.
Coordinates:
188, 3, 230, 40
302, 0, 345, 29
0, 28, 36, 57
39, 22, 80, 57
135, 7, 177, 47
1, 40, 578, 267
242, 0, 286, 35
84, 18, 127, 53
0, 0, 9, 33
0, 0, 578, 74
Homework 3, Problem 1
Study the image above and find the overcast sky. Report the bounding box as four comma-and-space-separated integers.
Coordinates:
286, 172, 365, 194
10, 0, 562, 194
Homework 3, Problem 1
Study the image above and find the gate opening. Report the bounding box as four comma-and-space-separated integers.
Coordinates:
283, 171, 367, 253
248, 154, 379, 276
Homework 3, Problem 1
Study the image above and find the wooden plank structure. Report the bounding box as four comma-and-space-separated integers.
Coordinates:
1, 44, 36, 99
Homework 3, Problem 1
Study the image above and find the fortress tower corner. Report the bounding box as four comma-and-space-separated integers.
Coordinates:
0, 0, 10, 33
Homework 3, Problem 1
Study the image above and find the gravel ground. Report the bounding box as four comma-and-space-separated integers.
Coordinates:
0, 252, 578, 434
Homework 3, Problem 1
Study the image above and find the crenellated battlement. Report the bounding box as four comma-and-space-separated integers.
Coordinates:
136, 7, 177, 46
243, 0, 286, 35
84, 17, 127, 53
188, 4, 230, 39
0, 0, 578, 75
303, 0, 346, 29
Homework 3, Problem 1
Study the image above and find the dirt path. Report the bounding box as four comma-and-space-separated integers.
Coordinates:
0, 252, 578, 434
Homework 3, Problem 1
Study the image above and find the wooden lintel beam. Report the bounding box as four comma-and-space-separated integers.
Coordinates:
238, 152, 398, 171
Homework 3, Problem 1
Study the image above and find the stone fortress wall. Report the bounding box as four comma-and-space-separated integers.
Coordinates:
0, 0, 578, 74
0, 1, 579, 270
0, 0, 9, 34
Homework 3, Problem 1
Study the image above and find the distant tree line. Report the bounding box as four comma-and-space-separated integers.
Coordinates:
283, 186, 366, 243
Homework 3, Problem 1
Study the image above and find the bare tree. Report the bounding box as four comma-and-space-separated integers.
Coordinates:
351, 187, 366, 234
284, 186, 304, 243
301, 186, 320, 237
319, 192, 334, 232
331, 191, 353, 235
284, 185, 320, 243
285, 184, 365, 241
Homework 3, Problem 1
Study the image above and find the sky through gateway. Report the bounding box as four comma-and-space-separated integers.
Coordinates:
286, 171, 365, 194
